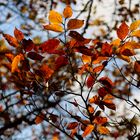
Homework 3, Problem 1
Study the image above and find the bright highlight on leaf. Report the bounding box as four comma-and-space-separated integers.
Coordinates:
97, 126, 110, 134
49, 10, 63, 24
131, 30, 140, 38
43, 24, 63, 32
130, 20, 140, 31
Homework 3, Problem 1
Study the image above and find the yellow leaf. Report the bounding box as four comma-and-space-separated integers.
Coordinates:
11, 54, 24, 73
82, 124, 94, 137
97, 126, 110, 135
43, 24, 63, 32
130, 20, 140, 31
49, 10, 63, 24
82, 55, 91, 63
131, 30, 140, 38
63, 5, 73, 18
111, 39, 121, 47
67, 19, 84, 30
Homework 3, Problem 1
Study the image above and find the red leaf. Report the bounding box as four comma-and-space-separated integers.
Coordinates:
101, 42, 112, 57
76, 46, 93, 56
27, 52, 44, 61
117, 22, 129, 40
87, 75, 95, 88
21, 39, 35, 52
55, 56, 68, 70
39, 39, 60, 53
98, 87, 109, 97
14, 28, 24, 42
99, 77, 114, 87
66, 122, 78, 130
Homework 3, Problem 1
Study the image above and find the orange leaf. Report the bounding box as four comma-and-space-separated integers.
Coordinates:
86, 75, 95, 88
97, 126, 110, 134
49, 10, 63, 24
0, 105, 3, 112
117, 22, 129, 40
66, 122, 78, 130
134, 61, 140, 74
118, 55, 130, 62
63, 5, 73, 18
111, 39, 121, 47
130, 30, 140, 38
93, 117, 107, 124
88, 105, 94, 113
93, 65, 104, 73
93, 57, 108, 64
35, 114, 44, 124
89, 95, 99, 104
82, 124, 94, 137
43, 24, 63, 32
3, 34, 19, 47
11, 54, 24, 73
130, 20, 140, 31
14, 28, 24, 42
67, 19, 84, 30
40, 64, 54, 79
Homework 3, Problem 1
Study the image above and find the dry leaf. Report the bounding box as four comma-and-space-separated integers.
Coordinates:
43, 24, 63, 32
82, 124, 94, 137
63, 5, 73, 18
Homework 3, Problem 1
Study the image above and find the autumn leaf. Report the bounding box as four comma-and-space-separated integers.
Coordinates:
97, 126, 110, 134
14, 28, 24, 42
99, 77, 114, 87
117, 22, 129, 40
130, 20, 140, 31
93, 65, 104, 73
3, 34, 19, 47
49, 10, 63, 24
66, 122, 78, 130
89, 95, 99, 104
27, 52, 44, 61
98, 87, 109, 97
39, 39, 60, 53
93, 117, 107, 125
63, 5, 73, 18
101, 42, 112, 57
134, 61, 140, 75
11, 54, 24, 73
43, 24, 63, 32
88, 105, 94, 113
82, 124, 94, 137
67, 19, 84, 30
35, 114, 45, 124
86, 75, 95, 88
130, 30, 140, 38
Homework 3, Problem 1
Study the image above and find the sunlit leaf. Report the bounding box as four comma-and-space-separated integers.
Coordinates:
35, 114, 44, 124
66, 122, 78, 130
3, 34, 18, 47
93, 65, 104, 73
130, 20, 140, 31
130, 30, 140, 38
117, 22, 129, 40
63, 5, 73, 18
67, 19, 84, 30
14, 28, 24, 42
49, 10, 63, 24
101, 42, 112, 56
82, 124, 94, 137
43, 24, 63, 32
11, 54, 24, 73
88, 105, 94, 113
97, 126, 110, 134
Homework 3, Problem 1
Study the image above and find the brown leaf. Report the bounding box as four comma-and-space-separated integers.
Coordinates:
27, 52, 44, 61
86, 75, 95, 88
93, 117, 107, 125
134, 61, 140, 75
117, 22, 129, 40
35, 114, 45, 124
99, 77, 114, 87
67, 19, 84, 30
66, 122, 78, 130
